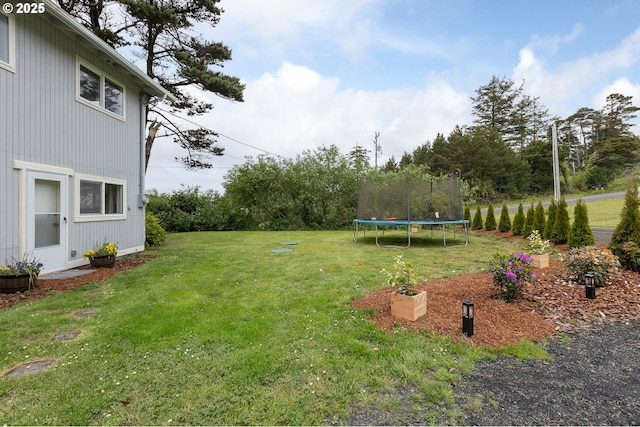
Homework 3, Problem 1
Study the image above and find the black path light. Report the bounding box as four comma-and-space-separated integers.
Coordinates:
585, 272, 596, 299
462, 301, 474, 336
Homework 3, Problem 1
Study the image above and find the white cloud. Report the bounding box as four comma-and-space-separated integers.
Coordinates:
514, 27, 640, 116
146, 61, 471, 193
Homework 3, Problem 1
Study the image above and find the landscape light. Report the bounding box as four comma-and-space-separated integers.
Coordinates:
462, 301, 474, 337
585, 273, 596, 299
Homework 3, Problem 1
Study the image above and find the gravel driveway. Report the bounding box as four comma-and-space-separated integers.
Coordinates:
455, 320, 640, 426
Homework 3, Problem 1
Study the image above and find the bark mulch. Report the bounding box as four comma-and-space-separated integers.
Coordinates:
350, 254, 640, 425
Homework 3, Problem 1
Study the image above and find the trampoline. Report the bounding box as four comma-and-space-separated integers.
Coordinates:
353, 218, 469, 248
353, 171, 469, 248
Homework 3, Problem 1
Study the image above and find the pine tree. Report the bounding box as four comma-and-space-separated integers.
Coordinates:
544, 200, 557, 240
472, 207, 483, 230
484, 204, 497, 231
511, 203, 525, 235
550, 197, 570, 244
498, 203, 511, 232
522, 203, 535, 238
533, 201, 546, 234
609, 179, 640, 268
568, 199, 595, 248
464, 205, 471, 224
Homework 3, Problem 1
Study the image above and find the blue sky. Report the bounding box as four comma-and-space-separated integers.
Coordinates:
145, 0, 640, 194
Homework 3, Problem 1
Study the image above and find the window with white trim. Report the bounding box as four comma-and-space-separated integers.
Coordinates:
76, 59, 125, 119
75, 174, 127, 221
0, 12, 15, 72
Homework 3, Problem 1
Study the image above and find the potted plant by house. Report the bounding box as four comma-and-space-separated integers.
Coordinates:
382, 255, 427, 321
526, 230, 550, 268
83, 241, 118, 268
0, 254, 43, 293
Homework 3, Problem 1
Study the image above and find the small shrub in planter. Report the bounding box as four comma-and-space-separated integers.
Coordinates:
561, 246, 620, 286
489, 251, 536, 302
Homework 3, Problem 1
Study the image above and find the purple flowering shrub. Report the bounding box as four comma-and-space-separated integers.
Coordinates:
489, 251, 536, 302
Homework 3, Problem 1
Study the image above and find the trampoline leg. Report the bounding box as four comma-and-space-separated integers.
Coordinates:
442, 224, 446, 247
353, 221, 359, 243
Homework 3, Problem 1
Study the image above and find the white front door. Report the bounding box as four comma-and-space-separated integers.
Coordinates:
26, 171, 67, 273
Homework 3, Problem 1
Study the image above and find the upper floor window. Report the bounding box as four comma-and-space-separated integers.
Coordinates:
76, 58, 125, 119
0, 12, 15, 72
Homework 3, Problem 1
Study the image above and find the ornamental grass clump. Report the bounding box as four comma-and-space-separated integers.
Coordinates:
561, 246, 620, 287
489, 251, 536, 302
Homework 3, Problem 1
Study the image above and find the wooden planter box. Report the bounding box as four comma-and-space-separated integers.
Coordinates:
0, 274, 32, 294
531, 253, 549, 269
391, 290, 427, 321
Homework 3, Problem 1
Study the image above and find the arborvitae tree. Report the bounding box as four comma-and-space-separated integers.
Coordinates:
544, 200, 557, 240
511, 203, 526, 235
568, 199, 595, 248
522, 203, 535, 237
550, 197, 570, 244
472, 206, 483, 230
464, 205, 472, 224
498, 203, 511, 232
484, 204, 497, 231
609, 179, 640, 269
533, 201, 546, 234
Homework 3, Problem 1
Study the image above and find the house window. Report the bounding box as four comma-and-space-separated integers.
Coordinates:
0, 12, 15, 72
76, 174, 127, 221
76, 58, 125, 119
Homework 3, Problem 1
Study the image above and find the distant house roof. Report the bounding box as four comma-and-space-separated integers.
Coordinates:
42, 0, 175, 102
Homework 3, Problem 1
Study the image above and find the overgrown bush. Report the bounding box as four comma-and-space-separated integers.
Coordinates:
145, 211, 166, 247
484, 204, 497, 231
568, 199, 595, 248
489, 251, 536, 302
498, 203, 511, 232
561, 246, 620, 286
511, 203, 525, 235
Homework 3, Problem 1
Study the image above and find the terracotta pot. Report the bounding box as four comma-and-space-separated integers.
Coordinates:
531, 253, 549, 269
89, 256, 116, 268
0, 274, 32, 293
391, 290, 427, 321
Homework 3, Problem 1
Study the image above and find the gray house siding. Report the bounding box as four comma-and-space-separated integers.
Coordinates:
1, 10, 155, 272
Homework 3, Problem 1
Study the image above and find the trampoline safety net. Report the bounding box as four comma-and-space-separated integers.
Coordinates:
357, 174, 464, 221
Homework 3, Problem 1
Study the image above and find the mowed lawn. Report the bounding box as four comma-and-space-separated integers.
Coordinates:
0, 230, 550, 425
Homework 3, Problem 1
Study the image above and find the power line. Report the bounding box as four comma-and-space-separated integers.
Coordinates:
152, 106, 285, 158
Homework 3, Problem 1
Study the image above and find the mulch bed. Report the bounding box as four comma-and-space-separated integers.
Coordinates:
0, 253, 153, 310
351, 257, 640, 348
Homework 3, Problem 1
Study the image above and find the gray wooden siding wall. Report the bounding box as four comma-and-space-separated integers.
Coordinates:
0, 13, 145, 264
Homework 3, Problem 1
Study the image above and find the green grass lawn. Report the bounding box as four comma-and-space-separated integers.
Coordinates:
0, 230, 550, 425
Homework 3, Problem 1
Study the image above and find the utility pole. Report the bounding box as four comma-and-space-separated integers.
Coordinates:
551, 122, 561, 201
373, 131, 380, 169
